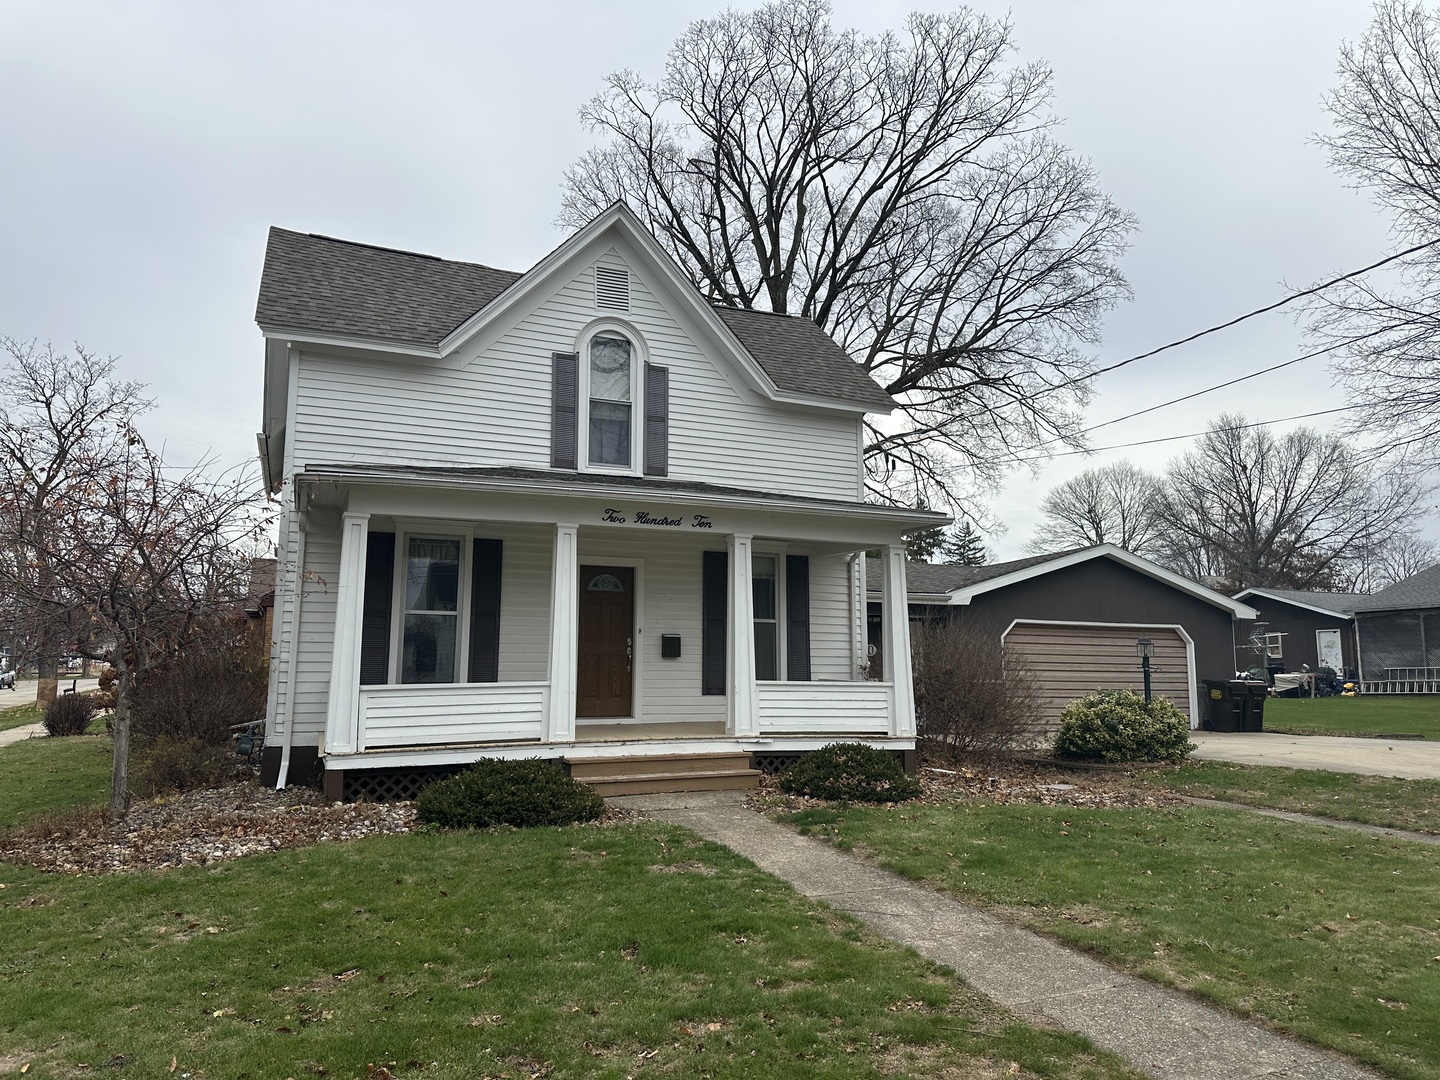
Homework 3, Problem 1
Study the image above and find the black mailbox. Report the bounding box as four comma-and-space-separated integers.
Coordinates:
660, 634, 682, 658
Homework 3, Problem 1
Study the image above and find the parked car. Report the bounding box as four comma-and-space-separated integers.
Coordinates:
0, 668, 14, 690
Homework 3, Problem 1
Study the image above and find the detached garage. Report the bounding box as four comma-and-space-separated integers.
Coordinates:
870, 544, 1258, 733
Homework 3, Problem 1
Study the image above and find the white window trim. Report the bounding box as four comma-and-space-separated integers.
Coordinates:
576, 317, 647, 476
389, 520, 477, 686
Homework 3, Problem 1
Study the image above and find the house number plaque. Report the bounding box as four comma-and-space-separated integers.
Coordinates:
602, 508, 713, 529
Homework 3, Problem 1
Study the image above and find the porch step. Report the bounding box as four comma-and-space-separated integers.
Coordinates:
565, 752, 761, 796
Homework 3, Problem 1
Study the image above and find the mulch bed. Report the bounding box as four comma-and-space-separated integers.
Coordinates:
748, 757, 1185, 814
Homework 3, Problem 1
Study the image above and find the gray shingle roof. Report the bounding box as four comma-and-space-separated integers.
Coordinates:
1350, 562, 1440, 612
256, 228, 522, 346
1233, 588, 1368, 617
867, 550, 1087, 595
255, 227, 893, 409
711, 307, 893, 408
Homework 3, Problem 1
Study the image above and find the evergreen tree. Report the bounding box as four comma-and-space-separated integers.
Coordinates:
940, 521, 988, 566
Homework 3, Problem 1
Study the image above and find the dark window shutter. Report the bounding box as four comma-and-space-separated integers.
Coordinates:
468, 538, 503, 683
644, 363, 669, 477
359, 532, 395, 685
551, 351, 579, 470
701, 550, 728, 696
786, 554, 811, 681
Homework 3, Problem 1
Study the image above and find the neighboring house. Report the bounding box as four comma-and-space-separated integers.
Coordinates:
869, 544, 1258, 732
1230, 588, 1363, 678
243, 557, 278, 652
255, 203, 944, 798
1349, 563, 1440, 693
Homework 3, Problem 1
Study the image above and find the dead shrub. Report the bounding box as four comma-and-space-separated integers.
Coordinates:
133, 738, 243, 797
911, 617, 1042, 758
131, 629, 267, 747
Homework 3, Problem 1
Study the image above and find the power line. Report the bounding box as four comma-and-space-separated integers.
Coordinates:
1001, 405, 1364, 465
1042, 238, 1440, 396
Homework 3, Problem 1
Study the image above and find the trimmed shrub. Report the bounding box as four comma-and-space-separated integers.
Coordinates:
415, 759, 605, 829
43, 692, 97, 737
778, 742, 920, 803
1052, 690, 1193, 764
133, 738, 242, 796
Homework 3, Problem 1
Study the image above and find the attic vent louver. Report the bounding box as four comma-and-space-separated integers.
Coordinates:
594, 265, 630, 312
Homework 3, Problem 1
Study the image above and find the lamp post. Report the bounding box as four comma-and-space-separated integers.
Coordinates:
1136, 637, 1154, 704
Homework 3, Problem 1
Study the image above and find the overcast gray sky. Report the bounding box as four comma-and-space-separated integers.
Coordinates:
1, 0, 1431, 559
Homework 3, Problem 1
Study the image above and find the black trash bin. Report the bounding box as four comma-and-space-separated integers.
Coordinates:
1202, 680, 1244, 731
1241, 681, 1268, 731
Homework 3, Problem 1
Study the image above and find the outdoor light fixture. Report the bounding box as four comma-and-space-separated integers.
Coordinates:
1136, 637, 1154, 703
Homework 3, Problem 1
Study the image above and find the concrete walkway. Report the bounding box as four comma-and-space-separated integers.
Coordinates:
0, 721, 45, 750
1190, 731, 1440, 779
1179, 795, 1440, 846
614, 790, 1379, 1080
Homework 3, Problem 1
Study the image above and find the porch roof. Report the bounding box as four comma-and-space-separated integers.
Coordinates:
296, 463, 951, 530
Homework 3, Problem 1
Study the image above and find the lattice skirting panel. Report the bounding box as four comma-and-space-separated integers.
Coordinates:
750, 752, 804, 775
340, 765, 468, 803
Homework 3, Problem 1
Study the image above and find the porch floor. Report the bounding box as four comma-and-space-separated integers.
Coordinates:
575, 720, 728, 741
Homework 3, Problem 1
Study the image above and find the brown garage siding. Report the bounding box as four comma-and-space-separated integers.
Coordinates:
1004, 622, 1192, 736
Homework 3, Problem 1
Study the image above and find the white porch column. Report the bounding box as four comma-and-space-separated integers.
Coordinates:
881, 544, 916, 738
323, 511, 369, 755
546, 522, 580, 743
849, 551, 868, 679
727, 533, 759, 736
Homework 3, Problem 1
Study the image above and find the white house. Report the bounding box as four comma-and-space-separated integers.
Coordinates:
255, 204, 945, 800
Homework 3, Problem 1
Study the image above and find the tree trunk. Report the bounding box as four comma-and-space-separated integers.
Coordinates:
36, 656, 59, 708
108, 658, 132, 821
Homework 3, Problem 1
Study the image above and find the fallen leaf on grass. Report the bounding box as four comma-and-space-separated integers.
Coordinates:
333, 968, 361, 981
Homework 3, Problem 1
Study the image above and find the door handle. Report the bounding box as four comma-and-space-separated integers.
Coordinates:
627, 637, 633, 672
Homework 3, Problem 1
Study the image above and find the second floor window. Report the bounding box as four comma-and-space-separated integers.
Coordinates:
589, 333, 632, 467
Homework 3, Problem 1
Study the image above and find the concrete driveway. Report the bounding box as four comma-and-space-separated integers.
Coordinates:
1190, 731, 1440, 780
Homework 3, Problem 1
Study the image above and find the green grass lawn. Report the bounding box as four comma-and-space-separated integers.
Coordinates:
0, 734, 111, 830
1263, 696, 1440, 739
0, 824, 1144, 1080
1139, 761, 1440, 834
781, 802, 1440, 1080
0, 702, 42, 732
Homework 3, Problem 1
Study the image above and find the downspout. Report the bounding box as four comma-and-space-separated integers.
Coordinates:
276, 507, 307, 789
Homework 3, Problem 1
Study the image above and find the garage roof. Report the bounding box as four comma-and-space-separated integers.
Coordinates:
870, 543, 1259, 618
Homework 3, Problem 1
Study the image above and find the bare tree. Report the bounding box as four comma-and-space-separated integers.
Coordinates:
1368, 530, 1440, 589
561, 0, 1134, 510
1311, 1, 1440, 466
0, 339, 150, 706
1152, 414, 1425, 591
22, 433, 270, 818
1027, 461, 1165, 555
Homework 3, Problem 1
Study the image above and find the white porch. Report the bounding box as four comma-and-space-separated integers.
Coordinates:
277, 467, 934, 785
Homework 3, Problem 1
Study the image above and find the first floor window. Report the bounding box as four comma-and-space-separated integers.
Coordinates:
402, 536, 460, 683
752, 554, 779, 680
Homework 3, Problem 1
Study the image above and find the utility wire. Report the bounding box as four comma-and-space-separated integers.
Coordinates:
1001, 405, 1365, 465
1040, 238, 1440, 396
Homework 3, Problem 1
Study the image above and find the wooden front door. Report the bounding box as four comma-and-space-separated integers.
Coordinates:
577, 565, 634, 717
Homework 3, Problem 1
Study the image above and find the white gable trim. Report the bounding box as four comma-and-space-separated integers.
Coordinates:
437, 203, 890, 416
1233, 588, 1358, 620
942, 545, 1260, 618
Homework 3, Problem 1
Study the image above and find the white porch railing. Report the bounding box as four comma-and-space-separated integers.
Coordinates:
358, 682, 548, 750
756, 680, 892, 735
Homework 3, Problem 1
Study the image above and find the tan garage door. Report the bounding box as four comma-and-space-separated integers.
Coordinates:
1003, 622, 1193, 736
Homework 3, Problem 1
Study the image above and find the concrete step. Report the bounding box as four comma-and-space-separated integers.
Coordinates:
567, 752, 753, 780
581, 768, 761, 798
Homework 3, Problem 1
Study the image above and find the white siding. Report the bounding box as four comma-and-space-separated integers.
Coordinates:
757, 681, 890, 734
264, 500, 298, 736
808, 553, 856, 680
361, 684, 546, 748
288, 250, 863, 501
289, 513, 341, 746
489, 522, 553, 683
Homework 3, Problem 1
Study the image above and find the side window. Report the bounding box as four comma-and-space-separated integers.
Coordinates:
752, 554, 780, 680
588, 334, 632, 468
